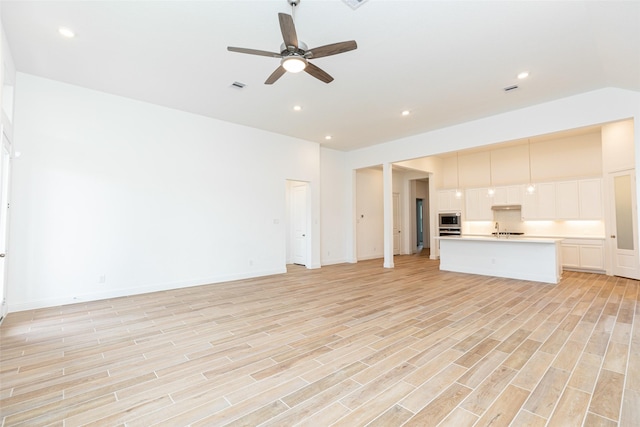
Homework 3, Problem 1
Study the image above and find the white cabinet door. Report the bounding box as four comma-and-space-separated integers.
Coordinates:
537, 182, 557, 219
465, 188, 492, 220
506, 185, 523, 205
492, 185, 523, 206
579, 178, 603, 219
561, 239, 605, 272
450, 191, 463, 211
437, 190, 463, 212
437, 190, 450, 212
561, 244, 580, 269
556, 181, 580, 219
523, 182, 556, 219
580, 245, 604, 270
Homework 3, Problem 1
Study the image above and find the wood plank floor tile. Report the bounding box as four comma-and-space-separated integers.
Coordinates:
460, 364, 517, 415
400, 363, 467, 413
621, 388, 640, 427
510, 351, 555, 391
547, 386, 591, 426
438, 407, 479, 427
332, 381, 415, 426
523, 366, 570, 418
583, 411, 618, 427
1, 256, 637, 427
474, 384, 530, 427
402, 382, 473, 426
511, 409, 548, 427
569, 352, 603, 393
589, 368, 625, 421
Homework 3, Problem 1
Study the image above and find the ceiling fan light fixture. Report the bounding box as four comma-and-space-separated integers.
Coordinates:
282, 56, 307, 73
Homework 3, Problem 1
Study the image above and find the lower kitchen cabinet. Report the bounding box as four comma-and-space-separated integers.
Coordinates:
561, 239, 605, 272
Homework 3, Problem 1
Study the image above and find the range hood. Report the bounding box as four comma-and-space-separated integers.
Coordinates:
491, 204, 522, 211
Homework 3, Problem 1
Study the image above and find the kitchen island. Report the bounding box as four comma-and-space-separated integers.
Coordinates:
437, 235, 564, 284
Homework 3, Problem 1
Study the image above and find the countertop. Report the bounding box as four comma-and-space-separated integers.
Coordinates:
436, 235, 565, 244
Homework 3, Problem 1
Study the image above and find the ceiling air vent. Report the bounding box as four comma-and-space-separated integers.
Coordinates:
231, 81, 246, 89
504, 84, 519, 92
342, 0, 369, 10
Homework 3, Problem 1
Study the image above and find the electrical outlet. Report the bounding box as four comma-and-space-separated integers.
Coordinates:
99, 274, 106, 284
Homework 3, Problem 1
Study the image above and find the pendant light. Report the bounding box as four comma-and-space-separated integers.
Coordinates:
487, 151, 495, 197
526, 139, 536, 194
455, 152, 462, 199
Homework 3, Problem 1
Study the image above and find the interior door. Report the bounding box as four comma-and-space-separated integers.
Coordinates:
609, 169, 639, 279
0, 128, 11, 319
292, 183, 308, 266
393, 192, 400, 255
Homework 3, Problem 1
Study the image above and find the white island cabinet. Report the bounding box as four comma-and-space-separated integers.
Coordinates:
437, 236, 564, 284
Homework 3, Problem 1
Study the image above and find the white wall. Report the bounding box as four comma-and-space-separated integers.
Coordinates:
320, 147, 349, 265
9, 73, 321, 311
355, 167, 383, 260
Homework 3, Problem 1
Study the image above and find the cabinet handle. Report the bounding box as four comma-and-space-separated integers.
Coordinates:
610, 235, 616, 238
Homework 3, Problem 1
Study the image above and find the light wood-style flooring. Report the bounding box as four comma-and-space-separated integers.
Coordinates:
1, 254, 639, 426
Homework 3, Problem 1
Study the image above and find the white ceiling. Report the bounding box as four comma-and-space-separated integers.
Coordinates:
1, 0, 639, 152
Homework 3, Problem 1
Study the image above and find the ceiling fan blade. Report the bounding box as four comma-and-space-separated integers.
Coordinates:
265, 66, 287, 85
304, 62, 334, 84
227, 46, 282, 58
307, 41, 357, 59
278, 13, 298, 49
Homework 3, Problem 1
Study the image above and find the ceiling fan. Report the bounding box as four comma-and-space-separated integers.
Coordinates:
227, 0, 357, 84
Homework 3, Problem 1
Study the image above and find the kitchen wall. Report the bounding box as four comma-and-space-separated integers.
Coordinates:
9, 73, 322, 311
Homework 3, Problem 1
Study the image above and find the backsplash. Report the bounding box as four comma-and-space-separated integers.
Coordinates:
463, 218, 605, 238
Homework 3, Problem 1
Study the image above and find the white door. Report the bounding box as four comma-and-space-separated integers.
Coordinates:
393, 192, 401, 255
609, 169, 639, 279
0, 129, 11, 319
292, 183, 307, 266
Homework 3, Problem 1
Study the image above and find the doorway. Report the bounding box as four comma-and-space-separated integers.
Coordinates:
287, 180, 309, 267
416, 199, 424, 249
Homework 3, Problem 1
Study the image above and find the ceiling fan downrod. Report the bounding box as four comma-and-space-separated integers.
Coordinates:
288, 0, 300, 22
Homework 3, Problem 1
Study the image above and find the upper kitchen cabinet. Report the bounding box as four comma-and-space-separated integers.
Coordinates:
578, 179, 603, 219
437, 189, 463, 212
492, 185, 524, 206
465, 188, 492, 220
556, 179, 603, 220
556, 181, 580, 219
522, 182, 556, 220
523, 178, 603, 220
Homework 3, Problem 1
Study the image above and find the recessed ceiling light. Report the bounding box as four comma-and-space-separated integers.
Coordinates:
401, 110, 410, 116
58, 27, 75, 38
325, 135, 332, 140
293, 105, 302, 111
517, 71, 529, 79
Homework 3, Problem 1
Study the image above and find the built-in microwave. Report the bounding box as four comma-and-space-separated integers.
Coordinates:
439, 212, 461, 228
